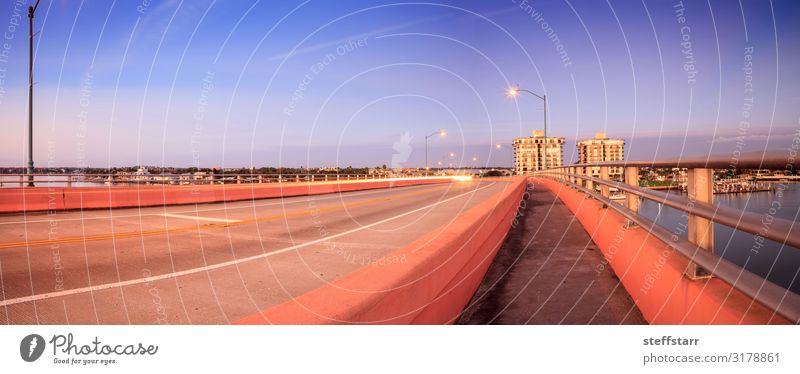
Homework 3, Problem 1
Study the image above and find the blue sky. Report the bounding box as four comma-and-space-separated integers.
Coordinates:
0, 0, 798, 168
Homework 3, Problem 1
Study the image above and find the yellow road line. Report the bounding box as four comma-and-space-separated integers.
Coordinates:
158, 213, 241, 224
0, 183, 472, 250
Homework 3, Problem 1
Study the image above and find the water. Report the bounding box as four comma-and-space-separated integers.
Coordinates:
638, 182, 800, 294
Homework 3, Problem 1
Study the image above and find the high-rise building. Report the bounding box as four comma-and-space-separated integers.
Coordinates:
512, 130, 565, 175
577, 133, 625, 177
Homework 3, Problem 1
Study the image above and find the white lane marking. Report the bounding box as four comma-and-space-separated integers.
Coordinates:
158, 213, 240, 224
0, 183, 493, 307
0, 182, 451, 225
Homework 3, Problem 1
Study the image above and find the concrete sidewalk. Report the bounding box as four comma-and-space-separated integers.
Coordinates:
458, 183, 646, 325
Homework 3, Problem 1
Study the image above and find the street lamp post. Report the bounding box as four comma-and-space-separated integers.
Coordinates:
26, 0, 42, 187
425, 129, 446, 171
508, 86, 549, 171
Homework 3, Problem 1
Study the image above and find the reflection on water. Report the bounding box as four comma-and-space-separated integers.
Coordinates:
638, 182, 800, 294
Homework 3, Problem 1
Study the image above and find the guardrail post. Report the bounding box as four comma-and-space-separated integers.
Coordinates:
600, 166, 610, 198
568, 167, 575, 185
625, 166, 639, 213
585, 167, 594, 191
573, 167, 579, 186
685, 168, 714, 280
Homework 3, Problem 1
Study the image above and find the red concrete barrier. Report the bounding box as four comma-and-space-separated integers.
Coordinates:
235, 177, 527, 324
0, 178, 453, 214
534, 178, 789, 325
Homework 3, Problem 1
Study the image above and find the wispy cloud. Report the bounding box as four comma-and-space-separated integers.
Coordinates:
266, 15, 446, 62
706, 134, 771, 144
476, 6, 519, 18
136, 0, 213, 42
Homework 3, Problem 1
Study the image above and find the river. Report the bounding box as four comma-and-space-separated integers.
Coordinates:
639, 182, 800, 294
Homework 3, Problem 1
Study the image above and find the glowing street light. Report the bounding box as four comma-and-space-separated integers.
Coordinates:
425, 129, 446, 170
507, 85, 549, 170
496, 143, 514, 172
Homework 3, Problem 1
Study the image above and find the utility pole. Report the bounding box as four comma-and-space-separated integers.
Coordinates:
27, 0, 42, 187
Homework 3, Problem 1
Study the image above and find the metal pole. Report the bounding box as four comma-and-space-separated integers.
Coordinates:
425, 136, 428, 170
543, 94, 547, 172
26, 3, 38, 187
510, 88, 549, 173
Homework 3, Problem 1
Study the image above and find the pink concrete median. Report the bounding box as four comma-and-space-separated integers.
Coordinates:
0, 178, 454, 214
534, 177, 789, 325
235, 177, 527, 324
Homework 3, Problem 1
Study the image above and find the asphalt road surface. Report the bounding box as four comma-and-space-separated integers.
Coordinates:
0, 180, 509, 324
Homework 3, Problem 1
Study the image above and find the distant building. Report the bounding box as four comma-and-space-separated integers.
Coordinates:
512, 130, 565, 175
576, 133, 625, 177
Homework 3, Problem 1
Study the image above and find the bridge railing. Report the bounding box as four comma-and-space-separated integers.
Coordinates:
534, 153, 800, 323
0, 173, 427, 188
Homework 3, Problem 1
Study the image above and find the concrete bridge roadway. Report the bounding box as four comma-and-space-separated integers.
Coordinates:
0, 180, 506, 324
459, 183, 646, 324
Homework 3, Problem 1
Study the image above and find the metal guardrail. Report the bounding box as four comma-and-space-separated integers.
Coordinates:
534, 154, 800, 324
0, 173, 422, 187
564, 151, 798, 170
